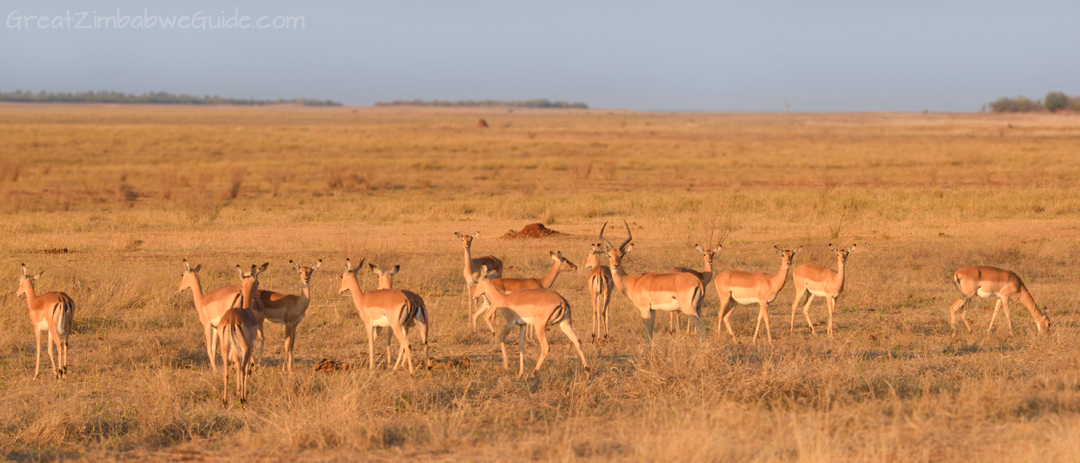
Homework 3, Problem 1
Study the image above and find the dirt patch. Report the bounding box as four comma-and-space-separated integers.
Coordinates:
502, 223, 561, 239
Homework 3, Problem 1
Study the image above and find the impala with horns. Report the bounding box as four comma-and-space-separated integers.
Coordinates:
600, 221, 708, 341
714, 245, 801, 345
217, 263, 268, 405
948, 265, 1050, 336
177, 260, 246, 370
790, 244, 863, 338
455, 232, 504, 325
257, 260, 321, 373
473, 265, 588, 377
17, 264, 76, 380
472, 251, 578, 333
584, 244, 614, 342
668, 243, 723, 334
370, 263, 430, 368
337, 259, 421, 374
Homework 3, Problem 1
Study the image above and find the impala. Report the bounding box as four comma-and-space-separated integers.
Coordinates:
257, 260, 320, 373
177, 260, 245, 370
600, 221, 708, 342
217, 263, 268, 405
668, 243, 722, 334
17, 264, 76, 380
337, 259, 420, 374
455, 232, 504, 325
790, 244, 858, 338
584, 244, 613, 342
948, 265, 1050, 336
370, 263, 431, 367
474, 265, 588, 377
471, 251, 578, 333
714, 245, 800, 345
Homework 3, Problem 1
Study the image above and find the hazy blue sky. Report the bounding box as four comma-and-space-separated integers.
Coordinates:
2, 1, 1077, 111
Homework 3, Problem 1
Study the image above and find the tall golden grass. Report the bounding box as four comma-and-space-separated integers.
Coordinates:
1, 104, 1080, 461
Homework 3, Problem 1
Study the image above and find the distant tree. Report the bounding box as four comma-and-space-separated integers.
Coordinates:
1045, 91, 1069, 112
987, 96, 1043, 113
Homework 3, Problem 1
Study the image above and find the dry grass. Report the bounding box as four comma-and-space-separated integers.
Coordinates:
1, 104, 1080, 461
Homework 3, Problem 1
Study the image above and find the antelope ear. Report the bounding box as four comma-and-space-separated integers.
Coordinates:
794, 246, 803, 253
192, 265, 202, 273
828, 244, 838, 252
258, 262, 270, 274
454, 232, 463, 239
368, 263, 379, 273
480, 264, 488, 276
344, 259, 352, 271
390, 265, 400, 275
624, 242, 634, 253
472, 231, 480, 238
290, 260, 300, 271
356, 258, 366, 271
237, 265, 245, 277
848, 244, 857, 252
774, 245, 783, 253
33, 271, 43, 281
183, 260, 190, 270
695, 244, 704, 253
557, 251, 564, 260
713, 244, 723, 253
550, 251, 558, 260
312, 260, 322, 270
20, 263, 26, 276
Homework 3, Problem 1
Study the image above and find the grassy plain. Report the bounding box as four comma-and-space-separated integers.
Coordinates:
2, 104, 1080, 461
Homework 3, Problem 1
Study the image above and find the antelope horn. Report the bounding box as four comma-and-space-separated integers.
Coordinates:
599, 221, 616, 251
620, 220, 633, 251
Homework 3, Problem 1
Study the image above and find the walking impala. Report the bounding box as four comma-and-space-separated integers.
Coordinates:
669, 243, 722, 334
600, 221, 708, 341
473, 265, 588, 377
471, 251, 578, 333
17, 264, 76, 379
178, 260, 245, 370
257, 260, 320, 373
217, 263, 268, 405
790, 244, 859, 338
948, 266, 1050, 336
455, 232, 503, 325
369, 263, 430, 368
337, 259, 421, 374
714, 245, 800, 345
584, 244, 613, 342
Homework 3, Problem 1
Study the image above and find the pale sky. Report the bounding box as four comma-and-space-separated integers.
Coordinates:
2, 1, 1077, 111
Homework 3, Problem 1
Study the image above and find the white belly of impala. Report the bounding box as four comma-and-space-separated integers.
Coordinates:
34, 318, 49, 331
976, 288, 996, 298
808, 289, 829, 298
651, 299, 682, 311
371, 315, 390, 327
733, 296, 758, 305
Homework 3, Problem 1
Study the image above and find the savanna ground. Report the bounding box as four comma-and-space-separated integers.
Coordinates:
1, 105, 1080, 462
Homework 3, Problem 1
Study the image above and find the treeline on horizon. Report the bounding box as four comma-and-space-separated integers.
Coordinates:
985, 91, 1080, 113
374, 98, 588, 109
0, 90, 342, 107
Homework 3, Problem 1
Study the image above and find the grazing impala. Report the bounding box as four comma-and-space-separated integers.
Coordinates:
474, 265, 588, 377
455, 232, 504, 325
790, 244, 859, 338
17, 264, 76, 380
472, 251, 578, 333
714, 245, 801, 345
600, 222, 708, 342
217, 263, 268, 405
668, 243, 723, 334
337, 259, 420, 374
948, 266, 1050, 336
178, 260, 245, 370
257, 260, 320, 373
369, 263, 431, 367
584, 244, 613, 342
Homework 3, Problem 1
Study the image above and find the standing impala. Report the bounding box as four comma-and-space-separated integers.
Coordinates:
257, 260, 320, 373
790, 244, 859, 338
455, 232, 504, 325
217, 263, 267, 405
584, 244, 613, 342
474, 265, 588, 377
600, 221, 708, 342
669, 243, 722, 334
471, 251, 578, 333
948, 265, 1050, 336
369, 263, 430, 367
714, 245, 800, 345
337, 259, 420, 374
17, 264, 76, 380
178, 260, 245, 370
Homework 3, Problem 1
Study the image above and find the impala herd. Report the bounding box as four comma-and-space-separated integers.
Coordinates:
15, 222, 1053, 405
